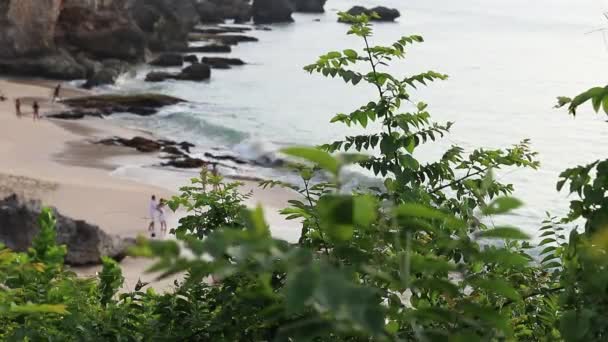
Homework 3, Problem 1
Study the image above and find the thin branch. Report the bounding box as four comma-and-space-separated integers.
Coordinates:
430, 168, 487, 194
502, 286, 564, 308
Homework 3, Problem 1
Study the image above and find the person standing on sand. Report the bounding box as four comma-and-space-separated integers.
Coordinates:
157, 198, 168, 235
52, 84, 61, 102
148, 195, 158, 238
32, 101, 40, 121
15, 99, 21, 118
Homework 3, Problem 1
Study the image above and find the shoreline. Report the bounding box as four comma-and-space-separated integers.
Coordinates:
0, 78, 299, 292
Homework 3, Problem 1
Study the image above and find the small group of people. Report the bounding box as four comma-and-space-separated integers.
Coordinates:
14, 99, 40, 121
12, 83, 61, 121
147, 195, 168, 238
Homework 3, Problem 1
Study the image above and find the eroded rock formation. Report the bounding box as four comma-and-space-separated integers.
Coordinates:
0, 194, 134, 265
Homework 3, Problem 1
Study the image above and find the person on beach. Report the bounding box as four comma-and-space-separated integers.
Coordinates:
0, 91, 6, 102
52, 84, 61, 102
32, 101, 40, 121
15, 99, 21, 118
157, 199, 168, 235
148, 195, 158, 238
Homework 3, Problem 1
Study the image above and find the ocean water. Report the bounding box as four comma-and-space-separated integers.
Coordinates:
106, 0, 608, 237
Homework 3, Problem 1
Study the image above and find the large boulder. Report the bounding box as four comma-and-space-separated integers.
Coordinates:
202, 57, 245, 69
83, 59, 130, 89
62, 93, 185, 115
56, 1, 147, 61
0, 0, 63, 58
184, 44, 231, 53
252, 0, 295, 24
341, 6, 401, 22
149, 53, 184, 67
145, 63, 211, 82
0, 194, 133, 265
177, 63, 211, 81
196, 0, 251, 24
291, 0, 327, 13
0, 49, 86, 80
129, 0, 200, 52
145, 71, 178, 82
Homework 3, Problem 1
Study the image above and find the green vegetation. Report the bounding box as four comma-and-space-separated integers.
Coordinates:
1, 13, 608, 341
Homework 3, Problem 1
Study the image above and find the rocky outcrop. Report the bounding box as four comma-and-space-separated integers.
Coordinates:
184, 44, 232, 53
83, 59, 130, 89
184, 55, 199, 63
130, 0, 200, 52
179, 63, 211, 80
0, 0, 63, 58
291, 0, 327, 13
96, 136, 193, 155
341, 6, 401, 22
59, 94, 184, 116
196, 0, 251, 24
0, 0, 203, 83
149, 53, 184, 67
162, 157, 207, 169
0, 194, 133, 265
202, 57, 245, 69
57, 1, 147, 62
191, 26, 252, 34
0, 49, 86, 80
252, 0, 295, 24
146, 63, 211, 82
188, 33, 259, 45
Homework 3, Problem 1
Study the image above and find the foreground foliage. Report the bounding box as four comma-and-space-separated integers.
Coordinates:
1, 12, 608, 342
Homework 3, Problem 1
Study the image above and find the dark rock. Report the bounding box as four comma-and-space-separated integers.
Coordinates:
196, 0, 252, 24
202, 57, 245, 66
191, 26, 252, 34
184, 44, 232, 53
179, 141, 195, 153
162, 157, 207, 169
130, 0, 201, 52
211, 34, 259, 45
161, 146, 186, 156
145, 71, 178, 82
62, 94, 184, 116
340, 6, 401, 22
97, 136, 194, 155
123, 136, 162, 152
0, 50, 86, 80
291, 0, 327, 13
47, 110, 104, 120
255, 26, 273, 31
83, 60, 129, 89
146, 63, 211, 82
188, 33, 259, 45
177, 63, 211, 81
183, 55, 199, 63
0, 194, 134, 265
252, 0, 295, 24
74, 53, 103, 79
149, 53, 184, 67
204, 152, 248, 165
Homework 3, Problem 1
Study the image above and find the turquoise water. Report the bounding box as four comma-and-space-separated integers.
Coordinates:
109, 0, 608, 236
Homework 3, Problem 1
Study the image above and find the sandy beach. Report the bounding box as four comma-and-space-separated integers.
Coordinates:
0, 79, 298, 292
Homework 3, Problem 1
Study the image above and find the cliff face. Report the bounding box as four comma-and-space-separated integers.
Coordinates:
0, 0, 62, 58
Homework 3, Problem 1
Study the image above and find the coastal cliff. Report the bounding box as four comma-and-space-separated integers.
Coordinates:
0, 0, 328, 81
